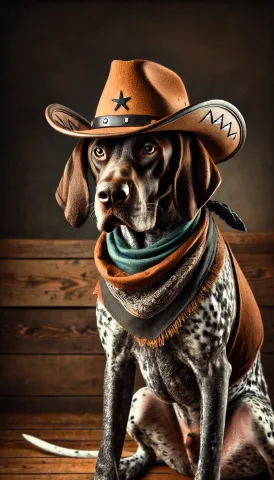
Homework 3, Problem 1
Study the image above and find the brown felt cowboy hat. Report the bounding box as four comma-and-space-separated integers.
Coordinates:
46, 59, 246, 163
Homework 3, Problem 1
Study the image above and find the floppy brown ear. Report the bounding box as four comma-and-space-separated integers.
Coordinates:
56, 139, 90, 227
172, 132, 221, 222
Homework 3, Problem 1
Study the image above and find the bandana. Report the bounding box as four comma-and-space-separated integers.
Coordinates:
94, 207, 264, 386
94, 210, 227, 345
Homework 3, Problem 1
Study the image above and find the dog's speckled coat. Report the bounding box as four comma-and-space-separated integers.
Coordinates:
23, 130, 273, 480
96, 249, 274, 479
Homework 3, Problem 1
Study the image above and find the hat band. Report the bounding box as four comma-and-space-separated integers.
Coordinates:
91, 115, 159, 129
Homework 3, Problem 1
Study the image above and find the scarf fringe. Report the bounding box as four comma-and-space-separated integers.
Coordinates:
133, 227, 226, 348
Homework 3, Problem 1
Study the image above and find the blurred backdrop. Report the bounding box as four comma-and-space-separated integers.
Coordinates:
1, 0, 274, 239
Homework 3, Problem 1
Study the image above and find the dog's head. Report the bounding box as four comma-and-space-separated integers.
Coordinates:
55, 132, 221, 232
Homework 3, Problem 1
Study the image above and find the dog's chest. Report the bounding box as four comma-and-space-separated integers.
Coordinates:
133, 343, 201, 406
96, 250, 236, 407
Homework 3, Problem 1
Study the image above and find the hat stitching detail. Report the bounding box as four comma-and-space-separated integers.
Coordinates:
55, 114, 79, 132
199, 110, 237, 140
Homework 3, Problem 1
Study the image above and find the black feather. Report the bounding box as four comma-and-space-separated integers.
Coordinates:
206, 200, 247, 232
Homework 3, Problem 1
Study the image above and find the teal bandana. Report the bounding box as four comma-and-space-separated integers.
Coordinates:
106, 211, 202, 275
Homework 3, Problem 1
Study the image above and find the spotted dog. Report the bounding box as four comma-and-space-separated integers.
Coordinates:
22, 132, 274, 480
96, 247, 273, 480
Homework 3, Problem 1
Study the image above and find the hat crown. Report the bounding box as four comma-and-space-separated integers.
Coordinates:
95, 59, 190, 119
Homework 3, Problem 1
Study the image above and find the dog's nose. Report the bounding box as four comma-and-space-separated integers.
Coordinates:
97, 182, 130, 206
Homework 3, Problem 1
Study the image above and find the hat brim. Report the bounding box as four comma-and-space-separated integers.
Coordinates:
46, 100, 246, 164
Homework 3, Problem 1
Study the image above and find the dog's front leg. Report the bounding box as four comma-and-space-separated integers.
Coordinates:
194, 349, 232, 480
94, 345, 136, 480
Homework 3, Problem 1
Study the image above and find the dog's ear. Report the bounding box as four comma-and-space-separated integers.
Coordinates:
56, 139, 91, 227
172, 132, 221, 221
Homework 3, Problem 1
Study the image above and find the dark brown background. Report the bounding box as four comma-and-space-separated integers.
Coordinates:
1, 0, 274, 239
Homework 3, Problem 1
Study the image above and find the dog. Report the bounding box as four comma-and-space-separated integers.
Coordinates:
22, 60, 274, 479
23, 131, 274, 480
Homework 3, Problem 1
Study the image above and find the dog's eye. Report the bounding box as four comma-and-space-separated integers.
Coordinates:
94, 147, 105, 158
143, 144, 158, 155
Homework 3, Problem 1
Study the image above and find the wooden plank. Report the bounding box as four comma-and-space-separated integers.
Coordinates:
0, 440, 136, 458
235, 253, 274, 306
261, 307, 274, 353
0, 430, 105, 441
224, 232, 274, 253
0, 234, 273, 258
1, 307, 273, 355
0, 308, 103, 354
0, 355, 145, 396
0, 456, 268, 477
1, 413, 103, 430
0, 259, 98, 307
0, 457, 191, 475
0, 239, 96, 259
0, 355, 105, 396
0, 474, 186, 480
0, 396, 104, 414
0, 475, 265, 480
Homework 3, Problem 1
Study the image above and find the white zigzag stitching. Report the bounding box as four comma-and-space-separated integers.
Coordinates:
199, 110, 237, 140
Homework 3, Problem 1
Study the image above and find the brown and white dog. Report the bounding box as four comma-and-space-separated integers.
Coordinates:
23, 131, 274, 480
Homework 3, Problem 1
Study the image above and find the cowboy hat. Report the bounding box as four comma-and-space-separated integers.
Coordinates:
46, 59, 246, 163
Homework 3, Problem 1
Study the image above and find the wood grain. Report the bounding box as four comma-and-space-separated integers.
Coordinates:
0, 457, 182, 475
0, 259, 98, 307
0, 308, 102, 354
0, 475, 189, 480
261, 307, 274, 353
0, 412, 268, 480
235, 253, 274, 306
0, 396, 104, 414
0, 239, 96, 259
0, 474, 189, 480
1, 307, 273, 354
1, 413, 102, 430
0, 355, 145, 396
0, 430, 104, 441
0, 412, 270, 480
0, 440, 137, 458
223, 232, 274, 253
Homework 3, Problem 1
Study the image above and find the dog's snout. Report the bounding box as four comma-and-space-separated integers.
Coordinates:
97, 182, 130, 206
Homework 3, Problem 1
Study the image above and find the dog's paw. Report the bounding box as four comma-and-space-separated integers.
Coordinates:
119, 449, 156, 480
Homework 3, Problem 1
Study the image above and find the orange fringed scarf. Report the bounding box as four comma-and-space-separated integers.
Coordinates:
94, 212, 264, 387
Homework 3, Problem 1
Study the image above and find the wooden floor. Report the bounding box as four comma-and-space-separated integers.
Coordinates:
0, 413, 270, 479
